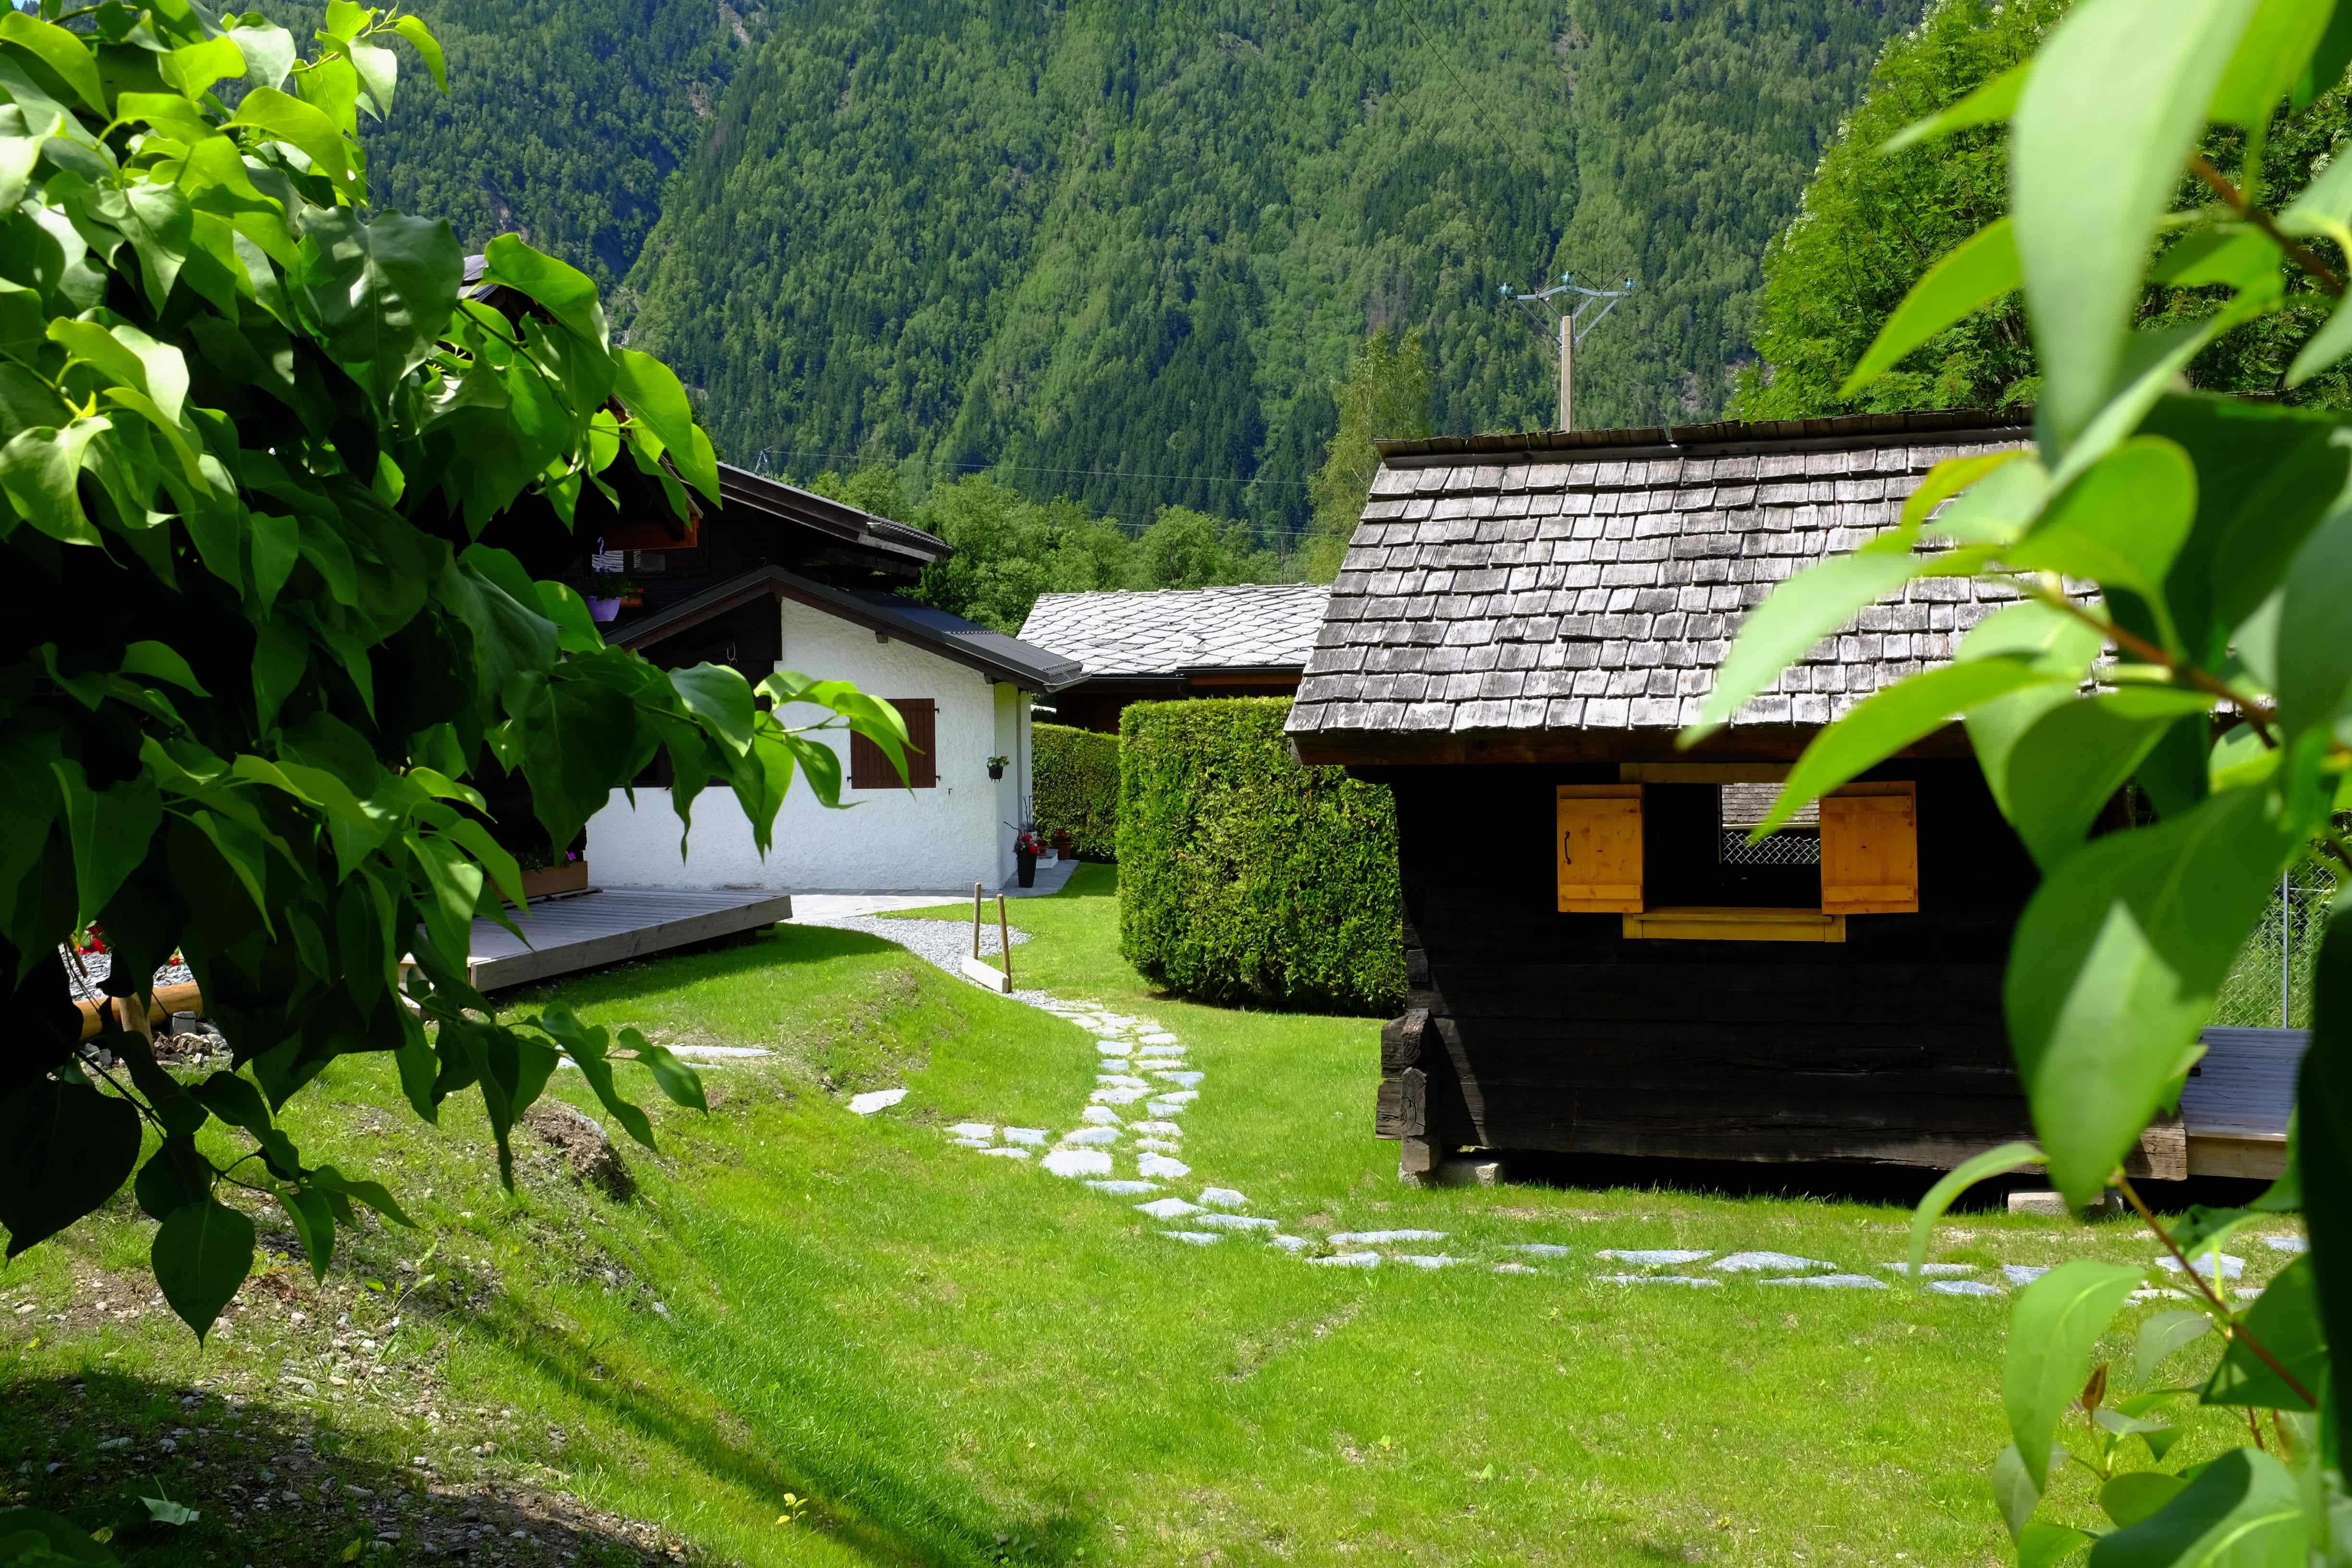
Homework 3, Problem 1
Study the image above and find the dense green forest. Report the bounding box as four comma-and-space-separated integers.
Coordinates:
1735, 0, 2352, 417
334, 0, 1930, 538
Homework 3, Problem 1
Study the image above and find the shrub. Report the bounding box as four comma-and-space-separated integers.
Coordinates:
1032, 723, 1121, 860
1117, 699, 1402, 1014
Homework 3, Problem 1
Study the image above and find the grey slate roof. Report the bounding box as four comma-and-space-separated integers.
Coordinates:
1286, 412, 2033, 760
1019, 583, 1331, 679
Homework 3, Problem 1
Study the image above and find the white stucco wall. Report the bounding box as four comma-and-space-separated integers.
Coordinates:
587, 597, 1038, 892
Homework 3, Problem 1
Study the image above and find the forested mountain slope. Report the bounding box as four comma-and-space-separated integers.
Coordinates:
613, 0, 1925, 535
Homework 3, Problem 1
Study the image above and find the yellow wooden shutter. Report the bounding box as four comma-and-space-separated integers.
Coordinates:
1557, 784, 1644, 912
1821, 782, 1918, 914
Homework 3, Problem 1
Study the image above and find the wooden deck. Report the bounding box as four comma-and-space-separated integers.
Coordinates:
467, 887, 794, 992
2181, 1027, 2304, 1180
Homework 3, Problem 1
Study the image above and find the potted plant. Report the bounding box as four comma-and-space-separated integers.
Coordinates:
579, 574, 638, 624
1049, 828, 1074, 859
514, 845, 589, 901
1011, 826, 1046, 888
986, 754, 1009, 781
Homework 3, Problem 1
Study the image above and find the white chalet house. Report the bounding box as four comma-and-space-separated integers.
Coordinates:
583, 468, 1083, 892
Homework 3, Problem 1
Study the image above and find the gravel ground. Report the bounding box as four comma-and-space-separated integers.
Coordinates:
793, 915, 1054, 1004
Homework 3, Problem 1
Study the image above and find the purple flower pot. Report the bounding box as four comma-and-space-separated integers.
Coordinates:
588, 596, 622, 624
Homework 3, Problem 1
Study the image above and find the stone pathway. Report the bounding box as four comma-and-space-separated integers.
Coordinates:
796, 912, 2306, 1294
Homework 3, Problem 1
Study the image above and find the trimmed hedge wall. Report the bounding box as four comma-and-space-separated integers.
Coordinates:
1117, 698, 1403, 1015
1032, 723, 1121, 860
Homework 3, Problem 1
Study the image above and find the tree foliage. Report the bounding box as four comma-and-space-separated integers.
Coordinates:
1736, 0, 2352, 419
0, 0, 903, 1385
1304, 326, 1432, 580
1704, 0, 2352, 1554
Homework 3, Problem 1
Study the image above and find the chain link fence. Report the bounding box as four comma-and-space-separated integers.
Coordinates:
1718, 829, 1822, 867
2212, 856, 2337, 1029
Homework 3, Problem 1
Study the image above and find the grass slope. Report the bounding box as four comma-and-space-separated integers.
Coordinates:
0, 867, 2301, 1566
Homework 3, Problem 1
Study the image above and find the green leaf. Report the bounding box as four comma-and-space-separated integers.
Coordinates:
2285, 291, 2352, 387
0, 417, 111, 546
117, 641, 207, 695
225, 86, 358, 196
2018, 1522, 2093, 1568
347, 41, 396, 119
149, 1198, 255, 1341
1681, 547, 1960, 741
136, 1493, 197, 1527
2000, 690, 2216, 872
1761, 660, 2062, 833
2208, 0, 2337, 128
613, 348, 718, 500
1839, 219, 2018, 396
278, 1188, 335, 1282
1991, 1443, 2044, 1542
670, 663, 757, 755
2099, 1472, 2189, 1530
481, 233, 606, 348
2004, 437, 2197, 607
52, 762, 162, 928
132, 1136, 212, 1224
2201, 1255, 2326, 1409
1905, 1140, 2044, 1283
2151, 228, 2282, 293
308, 1164, 416, 1229
0, 1079, 142, 1258
391, 16, 446, 92
2006, 1261, 2147, 1488
2010, 0, 2262, 449
0, 12, 107, 113
226, 19, 295, 91
438, 555, 558, 701
2007, 788, 2300, 1204
188, 1071, 301, 1177
0, 1507, 119, 1563
2084, 1447, 2301, 1566
158, 34, 249, 100
518, 677, 636, 847
621, 1029, 707, 1113
2135, 1310, 2214, 1382
1881, 61, 2026, 153
2275, 500, 2352, 736
295, 209, 463, 409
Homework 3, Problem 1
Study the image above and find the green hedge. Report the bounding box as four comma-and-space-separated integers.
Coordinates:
1032, 723, 1122, 860
1117, 698, 1403, 1015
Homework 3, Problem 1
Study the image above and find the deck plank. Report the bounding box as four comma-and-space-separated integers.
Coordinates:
468, 888, 794, 991
2181, 1027, 2303, 1178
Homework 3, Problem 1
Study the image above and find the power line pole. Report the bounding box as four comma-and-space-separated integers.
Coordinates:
1499, 273, 1635, 432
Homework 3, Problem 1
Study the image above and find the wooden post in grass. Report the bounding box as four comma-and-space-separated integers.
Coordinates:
961, 882, 1013, 994
972, 882, 982, 959
997, 894, 1013, 987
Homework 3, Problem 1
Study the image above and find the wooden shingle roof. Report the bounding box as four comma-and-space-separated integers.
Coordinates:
1286, 412, 2032, 766
1020, 583, 1331, 679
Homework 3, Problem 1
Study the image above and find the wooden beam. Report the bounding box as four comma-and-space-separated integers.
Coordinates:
77, 981, 204, 1042
960, 954, 1014, 993
1621, 907, 1847, 943
1618, 763, 1789, 784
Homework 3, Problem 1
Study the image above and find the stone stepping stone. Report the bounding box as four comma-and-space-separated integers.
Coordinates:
1494, 1262, 1539, 1275
1330, 1229, 1446, 1246
1153, 1090, 1200, 1106
2156, 1253, 2244, 1280
952, 1138, 992, 1150
1268, 1235, 1313, 1253
1097, 1014, 1138, 1029
1003, 1127, 1047, 1146
1928, 1279, 2003, 1297
2264, 1236, 2309, 1254
1136, 1139, 1183, 1154
1307, 1252, 1380, 1268
1194, 1214, 1276, 1232
1759, 1273, 1887, 1290
1878, 1262, 1974, 1277
847, 1088, 907, 1115
1152, 1071, 1205, 1087
1136, 1197, 1200, 1220
1130, 1120, 1183, 1137
1162, 1231, 1223, 1246
1137, 1152, 1192, 1179
1506, 1243, 1572, 1259
1593, 1249, 1710, 1267
1199, 1187, 1248, 1209
1080, 1106, 1126, 1127
1139, 1031, 1179, 1044
1711, 1251, 1834, 1274
1598, 1274, 1720, 1287
1059, 1127, 1120, 1147
1085, 1179, 1159, 1195
1042, 1149, 1112, 1177
948, 1123, 995, 1140
979, 1147, 1031, 1160
1137, 1046, 1186, 1059
1145, 1100, 1189, 1118
2003, 1264, 2050, 1286
1091, 1087, 1152, 1105
2130, 1287, 2192, 1302
1094, 1041, 1130, 1056
1097, 1075, 1150, 1089
1395, 1254, 1458, 1269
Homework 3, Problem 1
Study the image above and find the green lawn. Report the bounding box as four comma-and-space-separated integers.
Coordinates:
0, 865, 2303, 1567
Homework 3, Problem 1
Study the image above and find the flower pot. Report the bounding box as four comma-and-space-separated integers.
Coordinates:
1050, 830, 1074, 858
620, 592, 644, 609
1015, 848, 1037, 888
588, 596, 622, 624
517, 862, 589, 901
987, 762, 1005, 780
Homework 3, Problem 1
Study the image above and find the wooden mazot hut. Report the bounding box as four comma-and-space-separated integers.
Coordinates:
1286, 412, 2286, 1183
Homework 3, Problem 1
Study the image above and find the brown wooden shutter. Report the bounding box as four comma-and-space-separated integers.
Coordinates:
1821, 781, 1918, 913
1556, 784, 1644, 912
850, 698, 937, 789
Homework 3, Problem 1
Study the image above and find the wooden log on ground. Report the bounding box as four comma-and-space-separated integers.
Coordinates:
77, 981, 203, 1041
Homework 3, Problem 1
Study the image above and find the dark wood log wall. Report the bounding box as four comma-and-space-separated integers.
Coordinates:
1370, 758, 2054, 1170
